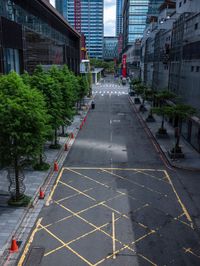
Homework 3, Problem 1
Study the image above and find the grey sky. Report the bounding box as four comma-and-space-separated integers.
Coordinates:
50, 0, 116, 36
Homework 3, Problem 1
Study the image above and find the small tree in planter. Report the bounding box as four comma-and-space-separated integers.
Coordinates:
145, 88, 156, 122
167, 104, 196, 158
152, 106, 172, 138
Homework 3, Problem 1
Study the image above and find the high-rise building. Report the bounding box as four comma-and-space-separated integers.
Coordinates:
122, 0, 149, 50
146, 0, 165, 24
103, 37, 118, 60
116, 0, 123, 36
55, 0, 103, 59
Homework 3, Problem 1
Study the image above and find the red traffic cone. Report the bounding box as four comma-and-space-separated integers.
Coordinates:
39, 187, 45, 199
71, 133, 74, 139
10, 236, 18, 253
64, 143, 68, 151
54, 161, 59, 171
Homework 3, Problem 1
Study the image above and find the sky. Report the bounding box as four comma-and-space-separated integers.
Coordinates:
50, 0, 116, 36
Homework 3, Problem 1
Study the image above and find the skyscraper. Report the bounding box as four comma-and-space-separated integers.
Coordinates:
55, 0, 103, 59
146, 0, 165, 24
123, 0, 149, 50
116, 0, 123, 36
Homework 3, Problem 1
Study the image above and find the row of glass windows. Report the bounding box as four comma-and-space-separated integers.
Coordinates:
0, 0, 75, 47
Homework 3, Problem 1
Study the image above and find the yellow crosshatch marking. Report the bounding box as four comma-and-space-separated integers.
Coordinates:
19, 167, 196, 266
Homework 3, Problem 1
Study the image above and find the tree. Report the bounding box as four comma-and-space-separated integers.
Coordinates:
31, 66, 63, 148
167, 104, 196, 155
0, 72, 50, 204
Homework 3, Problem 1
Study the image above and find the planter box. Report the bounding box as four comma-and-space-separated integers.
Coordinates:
168, 150, 185, 159
146, 115, 155, 122
134, 97, 141, 104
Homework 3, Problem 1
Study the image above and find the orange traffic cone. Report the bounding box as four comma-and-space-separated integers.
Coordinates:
39, 187, 45, 199
54, 161, 59, 171
64, 143, 68, 151
71, 133, 74, 139
10, 236, 18, 253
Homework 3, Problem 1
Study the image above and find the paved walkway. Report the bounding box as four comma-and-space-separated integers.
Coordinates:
129, 96, 200, 171
0, 98, 92, 263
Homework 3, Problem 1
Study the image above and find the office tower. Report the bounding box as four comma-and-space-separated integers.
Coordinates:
123, 0, 149, 49
55, 0, 68, 19
56, 0, 103, 59
116, 0, 123, 36
146, 0, 165, 24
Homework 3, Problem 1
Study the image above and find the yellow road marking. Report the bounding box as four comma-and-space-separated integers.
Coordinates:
58, 180, 96, 201
56, 187, 94, 203
18, 218, 43, 266
46, 167, 65, 206
164, 170, 194, 229
102, 169, 163, 196
135, 169, 169, 184
39, 223, 93, 266
94, 230, 156, 266
44, 215, 124, 257
64, 167, 164, 171
183, 247, 200, 259
112, 212, 116, 259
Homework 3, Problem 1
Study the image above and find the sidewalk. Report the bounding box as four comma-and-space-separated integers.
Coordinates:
129, 96, 200, 171
0, 97, 92, 264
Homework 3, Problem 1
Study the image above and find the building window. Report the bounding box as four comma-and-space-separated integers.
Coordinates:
195, 23, 198, 30
4, 48, 20, 74
196, 66, 200, 72
191, 66, 194, 72
179, 1, 182, 7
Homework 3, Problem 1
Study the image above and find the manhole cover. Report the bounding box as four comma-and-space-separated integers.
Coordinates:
23, 247, 45, 266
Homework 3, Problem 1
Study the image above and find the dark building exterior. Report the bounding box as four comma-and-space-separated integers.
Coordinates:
0, 0, 80, 74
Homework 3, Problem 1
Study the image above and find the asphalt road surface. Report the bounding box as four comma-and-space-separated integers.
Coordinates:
19, 76, 200, 266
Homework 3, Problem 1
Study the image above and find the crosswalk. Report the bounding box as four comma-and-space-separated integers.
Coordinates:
92, 82, 129, 96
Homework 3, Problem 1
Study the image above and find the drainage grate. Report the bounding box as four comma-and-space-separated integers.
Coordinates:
23, 247, 45, 266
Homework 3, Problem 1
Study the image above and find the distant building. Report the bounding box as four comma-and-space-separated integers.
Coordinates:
103, 37, 118, 61
146, 0, 165, 24
116, 0, 123, 36
56, 0, 103, 59
0, 0, 80, 74
122, 0, 149, 52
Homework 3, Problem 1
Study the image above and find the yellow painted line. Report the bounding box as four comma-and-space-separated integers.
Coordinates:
135, 169, 169, 184
39, 223, 93, 266
64, 167, 164, 171
56, 187, 94, 203
66, 168, 110, 188
137, 253, 158, 266
112, 212, 116, 259
18, 218, 43, 266
46, 167, 65, 206
94, 230, 156, 266
45, 215, 124, 257
58, 180, 96, 201
183, 247, 200, 259
164, 170, 194, 229
102, 169, 163, 196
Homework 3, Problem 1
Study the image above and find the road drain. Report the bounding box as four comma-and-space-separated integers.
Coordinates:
23, 247, 45, 266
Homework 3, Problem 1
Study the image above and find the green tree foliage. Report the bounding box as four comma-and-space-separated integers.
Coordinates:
30, 65, 63, 147
0, 72, 50, 200
90, 59, 114, 73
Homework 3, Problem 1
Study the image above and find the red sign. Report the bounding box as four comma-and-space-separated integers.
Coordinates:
122, 54, 127, 78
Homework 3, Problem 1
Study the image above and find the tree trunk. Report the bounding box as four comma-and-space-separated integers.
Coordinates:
175, 119, 182, 149
14, 157, 20, 200
161, 114, 165, 130
62, 125, 65, 136
54, 128, 57, 146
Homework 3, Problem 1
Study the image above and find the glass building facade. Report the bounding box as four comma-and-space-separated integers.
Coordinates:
123, 0, 149, 49
146, 0, 164, 24
0, 0, 80, 74
103, 37, 118, 60
116, 0, 123, 36
57, 0, 103, 59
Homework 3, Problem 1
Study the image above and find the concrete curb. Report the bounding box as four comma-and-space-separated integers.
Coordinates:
128, 96, 200, 172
